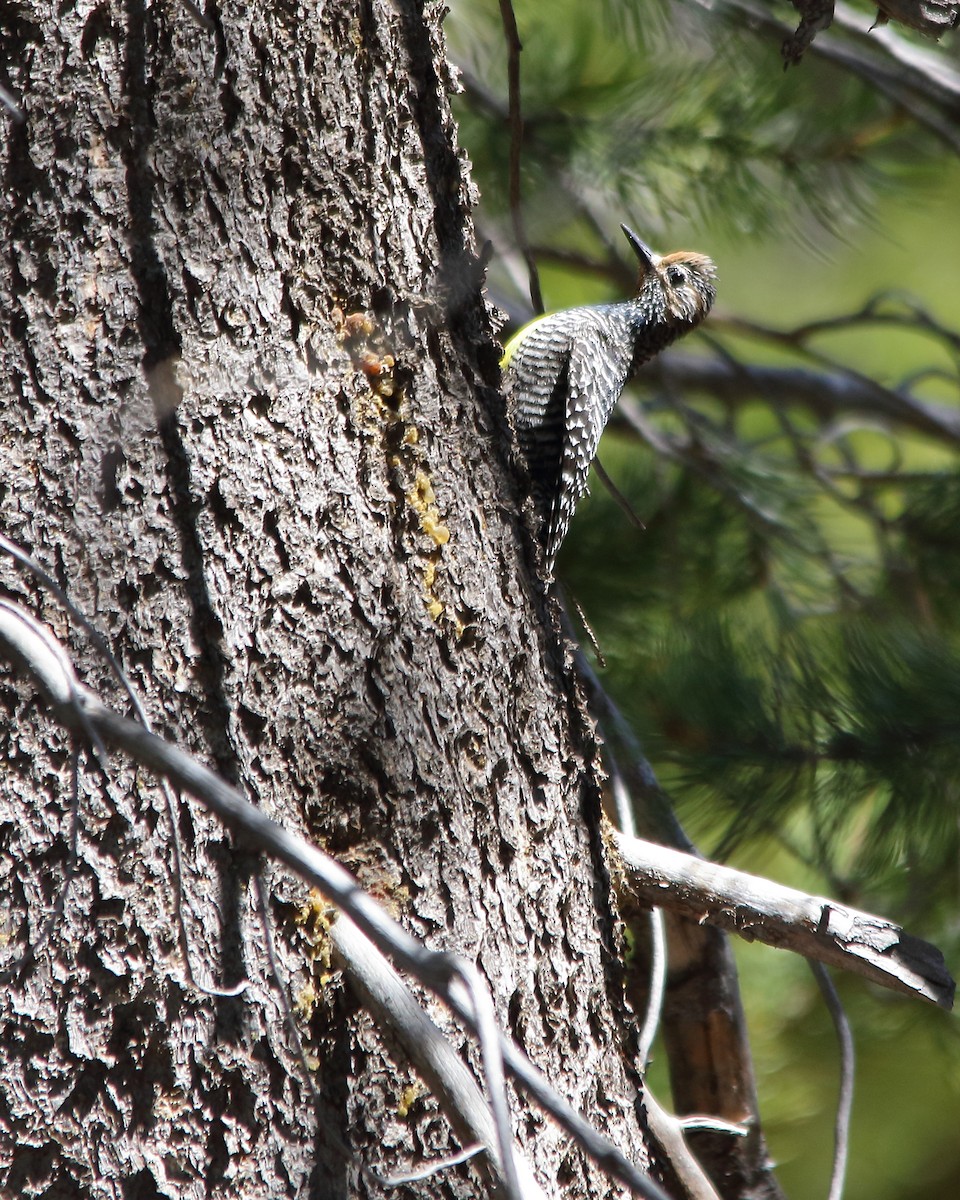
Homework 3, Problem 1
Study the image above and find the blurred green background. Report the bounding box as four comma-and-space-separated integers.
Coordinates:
447, 1, 960, 1196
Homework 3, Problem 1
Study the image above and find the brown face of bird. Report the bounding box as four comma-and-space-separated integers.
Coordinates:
620, 224, 716, 329
656, 251, 717, 327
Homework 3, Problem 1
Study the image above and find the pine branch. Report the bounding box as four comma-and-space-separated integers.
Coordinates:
632, 349, 960, 444
611, 829, 955, 1008
696, 0, 960, 152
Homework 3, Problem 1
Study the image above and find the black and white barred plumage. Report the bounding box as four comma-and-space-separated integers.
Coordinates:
503, 225, 716, 573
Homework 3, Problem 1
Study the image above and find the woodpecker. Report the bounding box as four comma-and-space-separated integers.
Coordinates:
502, 224, 717, 573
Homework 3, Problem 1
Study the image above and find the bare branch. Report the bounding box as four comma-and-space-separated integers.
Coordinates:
454, 960, 524, 1200
633, 350, 960, 445
0, 596, 78, 705
582, 653, 784, 1200
612, 829, 955, 1009
0, 534, 252, 999
695, 0, 960, 153
0, 575, 510, 1194
606, 762, 666, 1071
593, 456, 647, 532
0, 603, 672, 1200
331, 917, 545, 1198
373, 1145, 485, 1189
644, 1091, 725, 1200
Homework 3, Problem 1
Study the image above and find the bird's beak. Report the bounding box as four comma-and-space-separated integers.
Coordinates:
620, 224, 658, 273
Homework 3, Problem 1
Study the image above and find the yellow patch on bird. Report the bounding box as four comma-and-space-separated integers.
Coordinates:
500, 313, 556, 368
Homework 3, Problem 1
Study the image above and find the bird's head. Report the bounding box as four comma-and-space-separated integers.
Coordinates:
621, 224, 717, 329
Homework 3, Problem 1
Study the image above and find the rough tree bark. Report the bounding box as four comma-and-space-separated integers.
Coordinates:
0, 2, 669, 1197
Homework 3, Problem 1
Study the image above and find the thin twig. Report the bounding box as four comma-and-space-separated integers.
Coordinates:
0, 534, 140, 712
332, 916, 547, 1197
256, 875, 491, 1192
638, 907, 667, 1070
375, 1145, 485, 1188
643, 1090, 725, 1200
453, 963, 523, 1200
608, 764, 666, 1071
0, 598, 111, 975
810, 962, 854, 1200
561, 586, 606, 668
593, 456, 647, 532
677, 1116, 748, 1137
253, 875, 377, 1183
254, 869, 318, 1089
497, 0, 544, 314
0, 533, 248, 999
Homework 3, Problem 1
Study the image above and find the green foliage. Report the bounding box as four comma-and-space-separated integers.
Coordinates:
563, 423, 960, 916
450, 0, 960, 913
450, 0, 923, 259
450, 1, 960, 1194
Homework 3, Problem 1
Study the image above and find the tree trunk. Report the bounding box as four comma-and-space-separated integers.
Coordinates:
0, 2, 662, 1196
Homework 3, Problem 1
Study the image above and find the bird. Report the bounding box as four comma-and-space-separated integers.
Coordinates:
502, 224, 717, 574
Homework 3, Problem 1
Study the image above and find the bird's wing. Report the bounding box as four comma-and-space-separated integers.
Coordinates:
544, 315, 634, 565
508, 314, 577, 551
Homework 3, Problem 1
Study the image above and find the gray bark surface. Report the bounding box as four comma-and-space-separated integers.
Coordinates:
0, 2, 659, 1196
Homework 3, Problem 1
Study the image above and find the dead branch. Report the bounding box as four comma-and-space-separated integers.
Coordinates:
611, 829, 955, 1009
581, 653, 786, 1200
0, 599, 671, 1200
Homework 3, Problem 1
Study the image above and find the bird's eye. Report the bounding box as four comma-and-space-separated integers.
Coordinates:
666, 265, 686, 287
